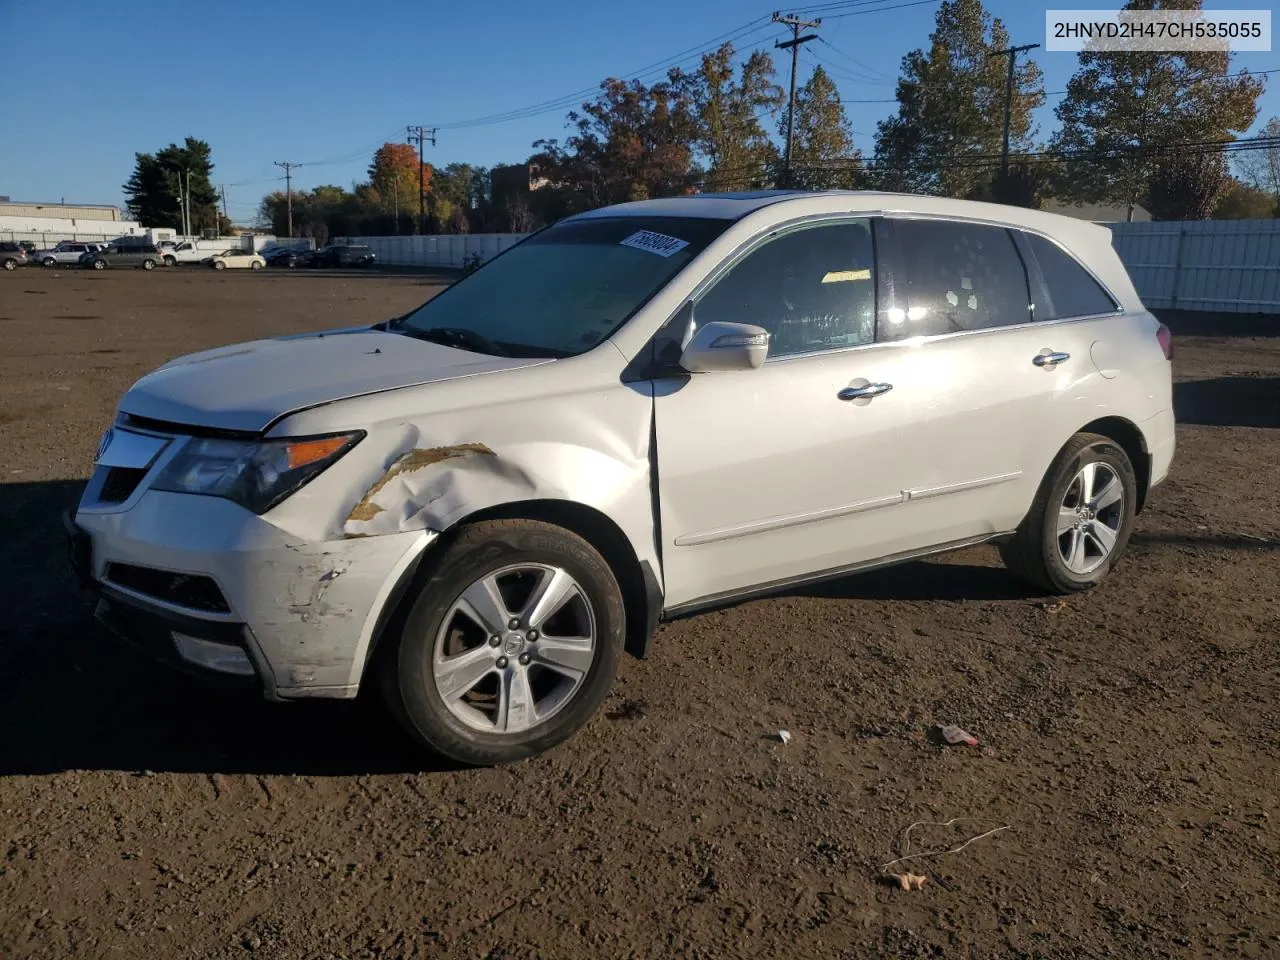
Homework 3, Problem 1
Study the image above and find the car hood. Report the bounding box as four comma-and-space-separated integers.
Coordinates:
119, 326, 552, 432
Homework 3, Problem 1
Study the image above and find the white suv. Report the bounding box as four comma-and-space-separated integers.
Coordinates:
66, 191, 1175, 765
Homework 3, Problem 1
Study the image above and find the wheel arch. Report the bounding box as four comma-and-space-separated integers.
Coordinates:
1075, 416, 1151, 512
361, 498, 662, 686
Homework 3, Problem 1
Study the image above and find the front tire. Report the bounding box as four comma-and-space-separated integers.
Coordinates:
91, 259, 106, 270
213, 260, 226, 270
1000, 432, 1137, 594
164, 255, 176, 267
142, 258, 155, 270
250, 260, 263, 270
42, 257, 56, 267
380, 520, 625, 766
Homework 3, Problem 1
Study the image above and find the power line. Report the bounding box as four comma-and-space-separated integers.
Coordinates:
820, 0, 940, 21
816, 36, 895, 82
804, 47, 893, 87
429, 17, 775, 132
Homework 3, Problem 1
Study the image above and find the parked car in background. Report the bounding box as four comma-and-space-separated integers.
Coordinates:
307, 243, 376, 268
1, 242, 31, 270
64, 191, 1175, 766
208, 249, 266, 270
264, 246, 309, 268
33, 241, 105, 267
79, 242, 163, 270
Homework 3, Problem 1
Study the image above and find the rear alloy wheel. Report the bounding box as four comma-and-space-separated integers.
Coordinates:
2, 258, 16, 271
92, 259, 106, 270
250, 260, 263, 270
43, 257, 56, 267
999, 432, 1137, 594
381, 520, 624, 766
142, 258, 155, 270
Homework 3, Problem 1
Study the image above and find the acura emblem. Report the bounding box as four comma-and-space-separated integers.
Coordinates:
96, 427, 114, 462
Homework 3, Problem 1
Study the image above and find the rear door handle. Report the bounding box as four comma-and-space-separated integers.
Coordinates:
1033, 351, 1070, 368
838, 382, 893, 401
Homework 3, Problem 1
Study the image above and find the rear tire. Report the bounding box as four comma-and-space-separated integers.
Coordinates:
250, 260, 263, 270
91, 259, 106, 270
213, 260, 226, 270
1000, 432, 1138, 594
379, 520, 625, 766
142, 258, 155, 270
2, 258, 15, 271
164, 255, 176, 267
42, 257, 56, 267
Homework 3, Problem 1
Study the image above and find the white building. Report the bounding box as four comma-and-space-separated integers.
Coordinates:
0, 198, 146, 244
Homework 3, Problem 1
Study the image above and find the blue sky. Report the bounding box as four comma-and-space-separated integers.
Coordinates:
2, 0, 1275, 222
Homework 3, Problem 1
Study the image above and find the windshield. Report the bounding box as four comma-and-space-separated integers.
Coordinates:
395, 216, 732, 357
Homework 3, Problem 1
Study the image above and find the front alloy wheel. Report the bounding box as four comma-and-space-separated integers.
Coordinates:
381, 519, 625, 765
433, 563, 596, 735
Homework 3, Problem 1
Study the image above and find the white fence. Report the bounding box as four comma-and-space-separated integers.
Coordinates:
1107, 219, 1280, 314
335, 233, 530, 269
340, 219, 1280, 315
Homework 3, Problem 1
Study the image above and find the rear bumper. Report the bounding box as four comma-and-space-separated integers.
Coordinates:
1142, 407, 1176, 491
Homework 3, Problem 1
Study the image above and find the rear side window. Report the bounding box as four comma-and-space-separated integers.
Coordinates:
1024, 233, 1118, 320
882, 219, 1031, 340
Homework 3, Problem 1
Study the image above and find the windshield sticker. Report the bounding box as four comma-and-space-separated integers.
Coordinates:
821, 268, 871, 284
620, 230, 690, 258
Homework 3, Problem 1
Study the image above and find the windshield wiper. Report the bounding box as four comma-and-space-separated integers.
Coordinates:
398, 326, 507, 356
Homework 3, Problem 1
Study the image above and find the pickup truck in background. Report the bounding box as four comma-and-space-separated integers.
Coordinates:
156, 241, 209, 266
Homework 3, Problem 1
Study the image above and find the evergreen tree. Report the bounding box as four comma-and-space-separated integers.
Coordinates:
873, 0, 1043, 198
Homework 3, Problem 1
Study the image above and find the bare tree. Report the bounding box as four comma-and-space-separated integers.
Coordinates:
1233, 116, 1280, 209
505, 196, 534, 233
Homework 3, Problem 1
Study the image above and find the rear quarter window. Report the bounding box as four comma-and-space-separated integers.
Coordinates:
1024, 233, 1119, 321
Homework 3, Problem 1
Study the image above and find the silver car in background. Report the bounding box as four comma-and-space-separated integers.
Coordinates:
31, 241, 105, 267
66, 190, 1175, 765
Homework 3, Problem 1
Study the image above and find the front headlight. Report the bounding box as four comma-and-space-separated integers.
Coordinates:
152, 432, 363, 514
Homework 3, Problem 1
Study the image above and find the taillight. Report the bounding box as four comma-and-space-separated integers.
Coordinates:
1156, 322, 1173, 360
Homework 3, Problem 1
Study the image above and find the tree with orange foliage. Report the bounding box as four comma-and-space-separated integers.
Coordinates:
368, 143, 432, 224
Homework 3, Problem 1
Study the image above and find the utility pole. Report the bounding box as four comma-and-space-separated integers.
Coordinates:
990, 43, 1040, 180
774, 11, 822, 189
178, 169, 190, 237
220, 185, 229, 229
406, 125, 437, 234
273, 161, 297, 237
392, 172, 400, 235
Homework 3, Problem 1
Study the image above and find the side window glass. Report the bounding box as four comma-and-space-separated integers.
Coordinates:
695, 220, 877, 358
881, 219, 1030, 340
1025, 232, 1118, 321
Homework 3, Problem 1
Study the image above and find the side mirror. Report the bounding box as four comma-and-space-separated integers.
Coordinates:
679, 320, 770, 373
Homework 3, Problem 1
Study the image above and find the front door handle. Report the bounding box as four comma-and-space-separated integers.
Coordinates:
838, 382, 893, 401
1033, 350, 1070, 368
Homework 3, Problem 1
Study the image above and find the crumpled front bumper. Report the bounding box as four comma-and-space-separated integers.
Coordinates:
67, 490, 434, 700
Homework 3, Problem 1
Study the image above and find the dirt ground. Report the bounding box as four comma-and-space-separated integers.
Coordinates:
0, 267, 1276, 959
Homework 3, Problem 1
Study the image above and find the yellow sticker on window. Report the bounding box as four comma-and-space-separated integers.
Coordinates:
821, 268, 871, 283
